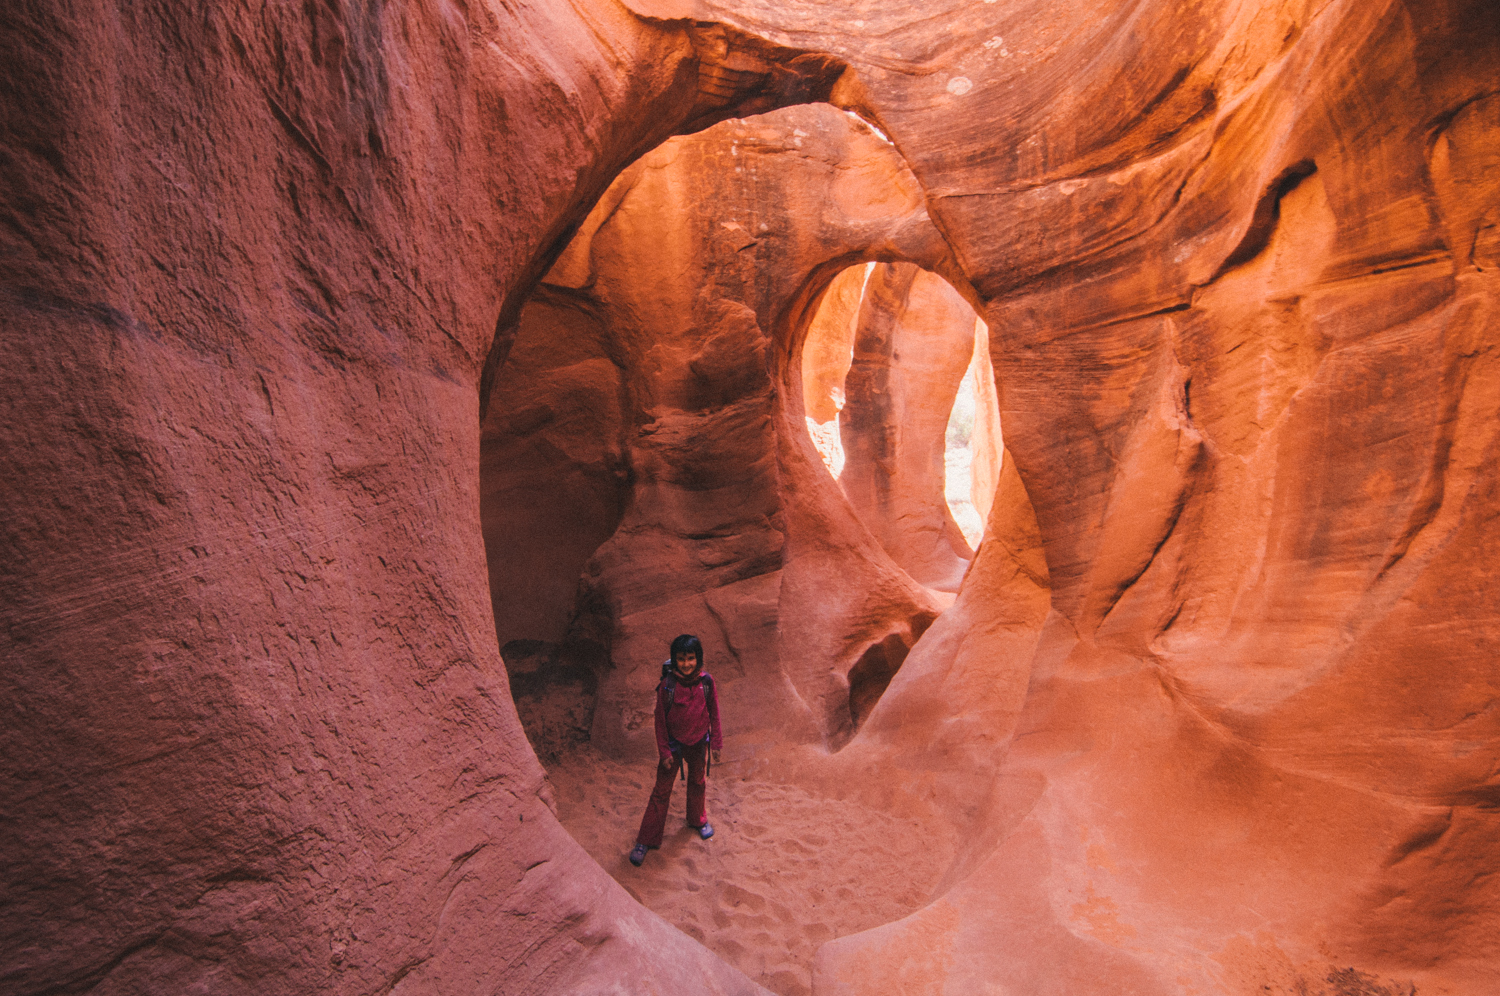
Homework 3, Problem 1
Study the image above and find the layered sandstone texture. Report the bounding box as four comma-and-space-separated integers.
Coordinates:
483, 103, 967, 765
4, 1, 1499, 996
800, 262, 868, 477
838, 261, 980, 591
0, 3, 839, 994
481, 105, 1032, 993
800, 258, 1002, 582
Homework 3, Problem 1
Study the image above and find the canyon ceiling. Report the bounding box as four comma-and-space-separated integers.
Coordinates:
2, 1, 1497, 994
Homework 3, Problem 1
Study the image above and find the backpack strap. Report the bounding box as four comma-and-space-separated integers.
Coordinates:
661, 659, 677, 705
702, 673, 715, 745
659, 663, 681, 767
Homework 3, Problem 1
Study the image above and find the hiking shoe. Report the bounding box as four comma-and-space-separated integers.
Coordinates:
629, 844, 648, 866
697, 822, 714, 840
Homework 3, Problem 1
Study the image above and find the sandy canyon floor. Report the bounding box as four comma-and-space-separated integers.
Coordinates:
547, 744, 956, 996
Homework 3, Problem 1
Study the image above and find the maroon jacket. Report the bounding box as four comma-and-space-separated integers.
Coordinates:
654, 664, 723, 763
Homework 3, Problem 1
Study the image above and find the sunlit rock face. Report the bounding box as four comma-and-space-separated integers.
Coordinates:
800, 262, 866, 476
751, 2, 1498, 994
801, 264, 866, 426
839, 262, 979, 592
798, 259, 997, 589
965, 316, 1004, 533
482, 104, 964, 761
5, 1, 1499, 995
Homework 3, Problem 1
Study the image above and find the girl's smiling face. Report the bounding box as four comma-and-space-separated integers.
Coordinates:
673, 648, 699, 677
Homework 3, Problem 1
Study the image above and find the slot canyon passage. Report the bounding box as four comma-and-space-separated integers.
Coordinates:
4, 2, 1500, 995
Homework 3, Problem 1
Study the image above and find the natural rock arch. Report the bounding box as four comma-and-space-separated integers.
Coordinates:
800, 260, 999, 593
485, 103, 991, 764
481, 107, 1040, 991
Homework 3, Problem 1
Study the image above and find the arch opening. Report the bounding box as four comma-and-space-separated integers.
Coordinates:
798, 260, 1003, 596
478, 101, 993, 995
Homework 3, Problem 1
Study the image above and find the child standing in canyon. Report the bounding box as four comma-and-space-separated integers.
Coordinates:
629, 634, 723, 866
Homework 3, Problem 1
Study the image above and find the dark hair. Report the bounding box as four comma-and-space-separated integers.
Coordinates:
669, 634, 703, 668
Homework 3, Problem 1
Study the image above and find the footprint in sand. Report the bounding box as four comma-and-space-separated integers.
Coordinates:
738, 913, 778, 933
545, 744, 953, 996
717, 937, 748, 960
719, 882, 767, 912
765, 970, 806, 996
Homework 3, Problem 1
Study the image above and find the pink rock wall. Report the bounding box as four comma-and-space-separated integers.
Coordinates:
5, 0, 1499, 993
482, 290, 628, 653
764, 1, 1499, 993
801, 263, 867, 425
967, 317, 1004, 531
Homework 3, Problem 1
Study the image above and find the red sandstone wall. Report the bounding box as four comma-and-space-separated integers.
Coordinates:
5, 0, 1499, 993
757, 1, 1500, 993
0, 2, 834, 993
482, 104, 967, 762
840, 262, 978, 592
968, 318, 1004, 531
801, 264, 867, 425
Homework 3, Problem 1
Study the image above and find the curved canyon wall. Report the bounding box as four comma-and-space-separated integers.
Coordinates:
839, 262, 979, 593
0, 4, 837, 993
4, 0, 1499, 994
483, 104, 967, 762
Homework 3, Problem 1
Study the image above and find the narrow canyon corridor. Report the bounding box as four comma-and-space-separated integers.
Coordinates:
488, 115, 999, 990
4, 2, 1499, 995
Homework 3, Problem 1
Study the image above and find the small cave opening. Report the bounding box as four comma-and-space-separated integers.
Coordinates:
481, 102, 988, 996
846, 632, 912, 730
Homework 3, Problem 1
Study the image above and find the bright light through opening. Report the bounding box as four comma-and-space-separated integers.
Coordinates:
802, 264, 1002, 587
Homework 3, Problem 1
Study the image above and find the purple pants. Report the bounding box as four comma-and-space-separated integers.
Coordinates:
634, 741, 708, 847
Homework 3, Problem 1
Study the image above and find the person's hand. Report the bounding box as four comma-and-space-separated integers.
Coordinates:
712, 750, 721, 765
659, 756, 674, 772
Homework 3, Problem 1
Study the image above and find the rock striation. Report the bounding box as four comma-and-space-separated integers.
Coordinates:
839, 261, 980, 592
483, 104, 967, 763
0, 4, 835, 994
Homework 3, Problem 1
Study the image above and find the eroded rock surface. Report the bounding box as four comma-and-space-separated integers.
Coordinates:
839, 262, 979, 591
482, 104, 963, 763
0, 3, 833, 994
799, 263, 866, 477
